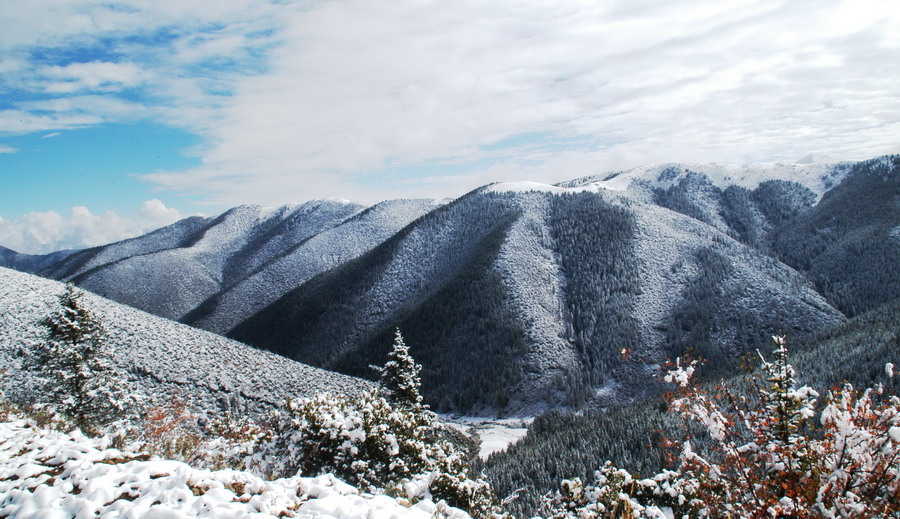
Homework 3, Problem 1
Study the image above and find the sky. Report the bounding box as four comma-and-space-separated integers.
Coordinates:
1, 0, 899, 254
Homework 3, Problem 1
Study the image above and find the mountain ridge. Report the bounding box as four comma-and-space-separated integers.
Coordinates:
10, 156, 897, 416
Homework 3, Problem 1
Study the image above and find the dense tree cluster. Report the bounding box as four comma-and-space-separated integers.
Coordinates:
549, 192, 640, 394
772, 156, 900, 316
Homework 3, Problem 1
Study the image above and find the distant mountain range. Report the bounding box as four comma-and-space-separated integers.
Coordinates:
5, 155, 898, 415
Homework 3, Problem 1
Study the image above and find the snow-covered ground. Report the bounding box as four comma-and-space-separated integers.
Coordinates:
0, 267, 372, 416
0, 418, 469, 519
445, 417, 532, 460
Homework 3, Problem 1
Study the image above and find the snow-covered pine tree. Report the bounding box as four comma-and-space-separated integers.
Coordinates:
27, 284, 134, 435
374, 329, 425, 411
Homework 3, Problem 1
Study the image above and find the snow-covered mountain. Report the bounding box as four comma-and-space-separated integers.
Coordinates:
42, 200, 368, 320
16, 156, 899, 416
42, 199, 440, 325
0, 267, 371, 415
557, 160, 852, 200
231, 185, 844, 414
0, 245, 79, 273
183, 198, 443, 334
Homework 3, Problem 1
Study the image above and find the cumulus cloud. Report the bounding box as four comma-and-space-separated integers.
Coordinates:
0, 200, 183, 255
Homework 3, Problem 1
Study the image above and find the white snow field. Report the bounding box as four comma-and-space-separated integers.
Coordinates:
0, 418, 469, 519
558, 160, 852, 200
0, 267, 371, 415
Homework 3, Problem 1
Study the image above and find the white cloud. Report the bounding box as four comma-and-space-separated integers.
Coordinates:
42, 61, 146, 93
140, 0, 900, 205
138, 198, 181, 222
0, 200, 183, 255
2, 0, 899, 207
0, 143, 18, 154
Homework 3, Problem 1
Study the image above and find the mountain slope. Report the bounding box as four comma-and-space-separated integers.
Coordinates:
183, 198, 441, 334
482, 295, 900, 518
772, 155, 900, 316
43, 201, 366, 320
0, 267, 371, 415
560, 161, 852, 199
231, 187, 843, 415
0, 245, 79, 273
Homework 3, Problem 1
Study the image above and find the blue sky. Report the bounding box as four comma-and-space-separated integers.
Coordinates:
1, 0, 899, 253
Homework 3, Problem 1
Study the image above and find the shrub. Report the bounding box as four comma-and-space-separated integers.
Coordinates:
544, 337, 900, 518
250, 390, 500, 518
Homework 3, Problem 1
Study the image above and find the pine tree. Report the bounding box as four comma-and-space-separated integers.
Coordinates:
28, 284, 134, 435
374, 329, 425, 411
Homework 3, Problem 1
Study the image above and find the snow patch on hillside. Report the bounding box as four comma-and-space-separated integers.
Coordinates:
0, 418, 468, 519
486, 181, 600, 195
445, 417, 532, 460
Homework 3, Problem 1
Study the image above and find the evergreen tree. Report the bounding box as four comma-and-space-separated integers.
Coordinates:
374, 329, 425, 411
27, 284, 134, 435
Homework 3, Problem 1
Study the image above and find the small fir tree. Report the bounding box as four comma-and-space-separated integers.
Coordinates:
374, 329, 425, 411
27, 284, 134, 435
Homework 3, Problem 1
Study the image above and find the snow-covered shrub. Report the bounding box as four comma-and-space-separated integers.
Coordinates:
544, 336, 900, 518
251, 390, 499, 518
196, 411, 271, 470
129, 394, 204, 461
543, 463, 673, 519
22, 284, 137, 436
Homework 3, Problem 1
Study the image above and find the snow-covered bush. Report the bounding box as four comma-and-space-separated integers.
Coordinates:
197, 411, 272, 470
129, 394, 205, 461
545, 336, 900, 518
22, 284, 137, 436
250, 390, 499, 518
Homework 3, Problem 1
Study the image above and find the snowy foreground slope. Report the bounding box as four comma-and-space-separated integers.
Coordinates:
0, 418, 467, 519
0, 267, 371, 414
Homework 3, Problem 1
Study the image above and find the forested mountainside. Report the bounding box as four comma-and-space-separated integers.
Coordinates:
39, 199, 439, 325
40, 200, 368, 320
482, 296, 900, 517
231, 185, 840, 414
0, 267, 371, 416
19, 156, 899, 416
